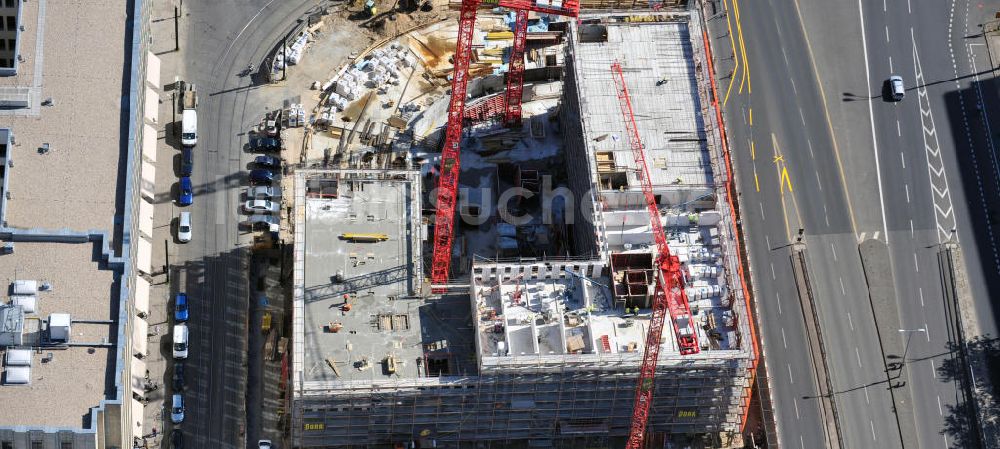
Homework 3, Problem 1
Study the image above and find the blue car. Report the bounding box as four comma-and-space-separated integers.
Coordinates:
249, 169, 275, 185
175, 293, 189, 322
254, 155, 280, 169
178, 177, 193, 206
180, 147, 193, 177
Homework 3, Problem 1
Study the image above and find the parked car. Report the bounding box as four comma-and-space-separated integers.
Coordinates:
178, 177, 194, 206
172, 324, 189, 359
244, 199, 280, 214
178, 211, 192, 243
254, 155, 281, 169
171, 394, 185, 424
245, 214, 280, 232
258, 440, 273, 449
248, 185, 281, 200
172, 362, 185, 391
174, 293, 189, 322
180, 147, 193, 177
172, 430, 184, 449
249, 169, 275, 185
248, 135, 280, 152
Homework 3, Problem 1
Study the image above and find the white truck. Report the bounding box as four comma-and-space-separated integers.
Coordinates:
181, 83, 198, 146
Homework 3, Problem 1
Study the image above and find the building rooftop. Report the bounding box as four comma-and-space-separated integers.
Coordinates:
295, 171, 479, 384
0, 0, 127, 233
574, 20, 713, 191
0, 242, 116, 428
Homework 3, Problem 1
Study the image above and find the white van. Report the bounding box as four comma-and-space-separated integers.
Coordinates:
181, 109, 198, 146
173, 324, 189, 359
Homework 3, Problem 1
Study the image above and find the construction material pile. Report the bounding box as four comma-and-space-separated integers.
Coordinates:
317, 42, 418, 125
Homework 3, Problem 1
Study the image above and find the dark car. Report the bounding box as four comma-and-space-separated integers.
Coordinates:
249, 169, 275, 185
254, 155, 280, 169
174, 292, 189, 322
171, 429, 184, 449
178, 177, 194, 206
180, 147, 193, 177
172, 362, 185, 391
248, 136, 280, 152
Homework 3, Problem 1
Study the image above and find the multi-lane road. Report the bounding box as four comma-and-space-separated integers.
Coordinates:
712, 0, 1000, 447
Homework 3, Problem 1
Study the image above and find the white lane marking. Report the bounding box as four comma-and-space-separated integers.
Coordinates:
760, 202, 766, 221
800, 435, 805, 449
771, 262, 776, 280
777, 292, 782, 314
799, 108, 807, 126
901, 151, 906, 168
856, 347, 863, 366
897, 120, 902, 137
919, 287, 925, 307
871, 419, 878, 441
889, 55, 894, 72
931, 358, 937, 378
937, 395, 943, 416
925, 323, 931, 341
790, 78, 798, 95
857, 0, 891, 246
907, 0, 911, 14
839, 277, 846, 295
864, 385, 871, 404
944, 434, 950, 448
883, 0, 887, 12
782, 327, 788, 348
910, 219, 915, 238
766, 234, 772, 249
905, 183, 911, 203
831, 243, 838, 261
788, 363, 794, 384
806, 139, 815, 159
914, 252, 920, 272
824, 204, 830, 227
913, 27, 960, 244
816, 171, 824, 191
848, 312, 855, 331
886, 26, 890, 42
794, 397, 801, 419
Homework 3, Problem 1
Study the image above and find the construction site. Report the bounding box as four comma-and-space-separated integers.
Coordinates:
289, 0, 760, 447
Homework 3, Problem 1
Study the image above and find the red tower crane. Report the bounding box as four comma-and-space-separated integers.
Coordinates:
430, 0, 579, 287
609, 61, 701, 449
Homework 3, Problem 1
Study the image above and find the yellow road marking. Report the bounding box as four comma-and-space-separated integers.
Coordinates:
780, 167, 794, 193
749, 107, 753, 126
722, 0, 740, 107
751, 140, 756, 160
754, 170, 760, 192
733, 0, 750, 94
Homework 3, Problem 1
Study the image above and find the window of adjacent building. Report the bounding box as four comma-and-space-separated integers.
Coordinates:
0, 40, 6, 50
31, 443, 43, 449
7, 39, 13, 49
61, 443, 72, 449
4, 0, 13, 8
2, 442, 12, 449
5, 16, 14, 30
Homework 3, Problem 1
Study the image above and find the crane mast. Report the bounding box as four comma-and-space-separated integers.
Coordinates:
610, 61, 700, 449
429, 0, 579, 288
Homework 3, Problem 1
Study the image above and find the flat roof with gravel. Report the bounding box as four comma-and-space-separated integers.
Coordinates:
0, 0, 127, 233
0, 0, 130, 430
0, 242, 117, 428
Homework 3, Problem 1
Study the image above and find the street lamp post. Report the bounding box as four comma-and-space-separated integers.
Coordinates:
897, 328, 927, 371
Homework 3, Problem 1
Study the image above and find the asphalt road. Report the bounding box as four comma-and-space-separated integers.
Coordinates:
164, 0, 334, 447
714, 0, 1000, 447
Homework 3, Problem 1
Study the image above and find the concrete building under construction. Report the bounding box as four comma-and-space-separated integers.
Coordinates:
290, 6, 758, 449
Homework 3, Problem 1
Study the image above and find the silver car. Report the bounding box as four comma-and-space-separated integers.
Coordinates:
247, 185, 281, 200
178, 211, 192, 243
244, 199, 280, 214
888, 75, 905, 101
